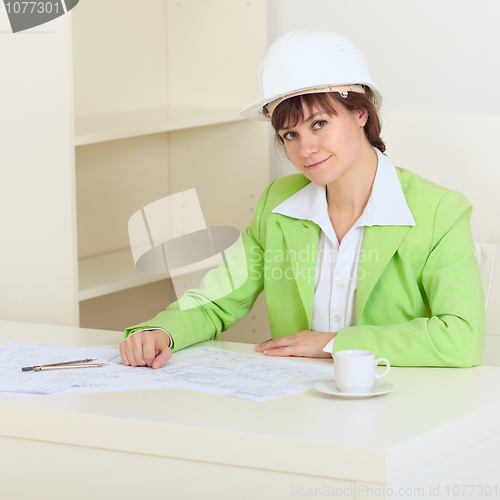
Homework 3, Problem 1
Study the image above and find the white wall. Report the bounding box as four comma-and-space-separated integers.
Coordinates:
267, 0, 500, 114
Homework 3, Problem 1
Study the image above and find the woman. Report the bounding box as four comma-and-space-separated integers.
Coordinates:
120, 31, 484, 369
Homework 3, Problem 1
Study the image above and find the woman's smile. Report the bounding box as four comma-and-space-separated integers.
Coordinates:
305, 155, 332, 169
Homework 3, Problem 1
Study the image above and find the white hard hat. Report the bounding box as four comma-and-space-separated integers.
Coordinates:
240, 30, 382, 121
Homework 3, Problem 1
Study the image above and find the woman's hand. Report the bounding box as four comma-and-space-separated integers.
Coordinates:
119, 329, 172, 369
254, 330, 336, 358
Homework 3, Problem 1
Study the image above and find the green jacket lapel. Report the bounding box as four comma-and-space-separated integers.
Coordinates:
278, 218, 319, 327
278, 218, 412, 327
357, 225, 411, 320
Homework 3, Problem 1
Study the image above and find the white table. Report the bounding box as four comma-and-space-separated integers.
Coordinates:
1, 320, 499, 500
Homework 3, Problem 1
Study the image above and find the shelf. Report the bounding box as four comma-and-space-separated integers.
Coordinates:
78, 247, 221, 302
74, 106, 245, 146
78, 248, 167, 301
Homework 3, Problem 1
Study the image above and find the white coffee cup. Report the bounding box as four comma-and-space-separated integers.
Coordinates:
334, 350, 390, 394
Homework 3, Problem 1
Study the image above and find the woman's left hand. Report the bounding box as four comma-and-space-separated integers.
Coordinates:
255, 330, 336, 358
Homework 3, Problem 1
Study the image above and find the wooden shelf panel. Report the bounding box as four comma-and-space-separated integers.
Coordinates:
78, 248, 219, 302
75, 106, 245, 146
78, 248, 168, 301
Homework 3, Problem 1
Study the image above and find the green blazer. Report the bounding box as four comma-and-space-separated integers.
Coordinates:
126, 167, 485, 367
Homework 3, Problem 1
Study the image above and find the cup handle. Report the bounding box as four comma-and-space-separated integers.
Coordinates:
374, 358, 390, 378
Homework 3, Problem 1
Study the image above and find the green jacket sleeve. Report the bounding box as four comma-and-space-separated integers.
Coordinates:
332, 191, 485, 367
123, 181, 273, 351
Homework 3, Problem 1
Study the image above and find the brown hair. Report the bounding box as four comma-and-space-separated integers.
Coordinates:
270, 90, 386, 153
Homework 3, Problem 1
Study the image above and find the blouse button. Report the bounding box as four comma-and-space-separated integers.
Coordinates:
336, 281, 345, 289
334, 314, 342, 323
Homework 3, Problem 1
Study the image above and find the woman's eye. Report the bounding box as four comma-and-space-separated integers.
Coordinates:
283, 131, 297, 141
313, 120, 326, 130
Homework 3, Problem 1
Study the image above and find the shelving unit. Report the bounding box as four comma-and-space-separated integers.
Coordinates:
75, 105, 248, 303
71, 0, 271, 340
1, 0, 271, 343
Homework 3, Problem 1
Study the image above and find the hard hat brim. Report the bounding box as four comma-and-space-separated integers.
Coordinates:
240, 82, 382, 121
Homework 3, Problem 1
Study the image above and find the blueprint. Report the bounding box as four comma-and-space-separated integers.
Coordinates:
0, 342, 120, 396
0, 343, 334, 402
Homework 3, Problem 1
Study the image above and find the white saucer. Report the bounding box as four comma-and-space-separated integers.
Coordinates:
314, 380, 395, 399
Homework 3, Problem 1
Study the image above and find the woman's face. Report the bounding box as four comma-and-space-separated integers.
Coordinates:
277, 101, 371, 187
